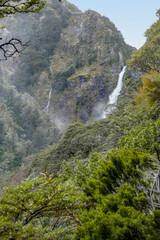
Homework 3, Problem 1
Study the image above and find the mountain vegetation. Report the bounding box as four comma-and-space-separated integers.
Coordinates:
1, 0, 160, 239
0, 0, 135, 185
0, 69, 61, 188
1, 0, 134, 128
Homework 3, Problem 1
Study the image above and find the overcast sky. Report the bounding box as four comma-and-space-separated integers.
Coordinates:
68, 0, 160, 49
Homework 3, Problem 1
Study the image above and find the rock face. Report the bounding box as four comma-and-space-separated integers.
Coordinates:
45, 5, 134, 129
54, 69, 115, 127
0, 0, 134, 130
61, 75, 107, 122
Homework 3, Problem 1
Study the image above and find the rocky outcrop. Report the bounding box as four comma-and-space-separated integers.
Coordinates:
49, 64, 124, 128
44, 6, 134, 128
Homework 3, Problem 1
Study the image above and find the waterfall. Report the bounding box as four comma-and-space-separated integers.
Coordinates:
108, 66, 126, 105
39, 13, 46, 29
44, 60, 54, 113
101, 66, 126, 118
44, 89, 52, 113
50, 60, 53, 76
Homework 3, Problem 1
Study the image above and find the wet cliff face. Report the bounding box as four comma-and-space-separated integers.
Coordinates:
0, 0, 134, 130
50, 64, 122, 130
39, 7, 134, 129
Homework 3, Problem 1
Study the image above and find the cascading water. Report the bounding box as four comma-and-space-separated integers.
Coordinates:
44, 88, 52, 113
101, 65, 126, 118
50, 60, 53, 76
107, 66, 126, 105
44, 60, 54, 113
39, 13, 46, 29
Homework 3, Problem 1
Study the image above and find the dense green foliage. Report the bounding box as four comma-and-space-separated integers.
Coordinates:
1, 150, 160, 239
0, 172, 82, 239
0, 79, 61, 187
128, 10, 160, 73
135, 71, 160, 107
0, 0, 68, 185
2, 1, 160, 240
23, 6, 160, 239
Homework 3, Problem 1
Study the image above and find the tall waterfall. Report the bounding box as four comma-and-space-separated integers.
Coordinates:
44, 88, 52, 113
101, 66, 126, 118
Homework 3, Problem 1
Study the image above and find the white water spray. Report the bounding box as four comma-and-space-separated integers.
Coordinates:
101, 66, 126, 118
44, 88, 52, 113
39, 13, 46, 29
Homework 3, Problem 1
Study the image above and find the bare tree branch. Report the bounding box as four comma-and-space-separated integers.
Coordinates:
154, 147, 160, 162
0, 37, 28, 60
0, 0, 47, 59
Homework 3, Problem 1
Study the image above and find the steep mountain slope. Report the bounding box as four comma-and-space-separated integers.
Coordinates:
30, 67, 140, 175
29, 6, 160, 184
2, 6, 160, 240
0, 0, 134, 130
0, 0, 138, 185
48, 9, 134, 128
0, 75, 61, 187
0, 0, 77, 185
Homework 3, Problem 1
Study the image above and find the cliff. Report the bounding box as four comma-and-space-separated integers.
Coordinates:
0, 0, 134, 130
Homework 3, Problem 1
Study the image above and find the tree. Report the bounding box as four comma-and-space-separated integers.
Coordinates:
1, 150, 160, 239
0, 172, 83, 239
0, 0, 46, 59
0, 0, 46, 17
128, 8, 160, 73
74, 150, 160, 240
134, 71, 160, 108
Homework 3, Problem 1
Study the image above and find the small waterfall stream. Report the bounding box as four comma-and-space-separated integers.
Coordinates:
39, 13, 46, 29
44, 60, 54, 113
101, 65, 126, 118
44, 88, 52, 113
50, 60, 53, 76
